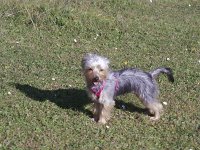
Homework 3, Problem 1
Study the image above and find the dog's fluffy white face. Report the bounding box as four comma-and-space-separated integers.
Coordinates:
82, 54, 110, 85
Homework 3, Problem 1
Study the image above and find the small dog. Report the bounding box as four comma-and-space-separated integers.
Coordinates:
82, 53, 174, 124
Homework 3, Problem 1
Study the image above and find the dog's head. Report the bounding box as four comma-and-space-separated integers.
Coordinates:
82, 53, 110, 86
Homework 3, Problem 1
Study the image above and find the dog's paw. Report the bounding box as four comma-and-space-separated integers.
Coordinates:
150, 116, 160, 121
91, 118, 95, 122
149, 109, 155, 115
98, 118, 107, 124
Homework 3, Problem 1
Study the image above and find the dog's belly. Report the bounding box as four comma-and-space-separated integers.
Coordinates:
115, 81, 134, 96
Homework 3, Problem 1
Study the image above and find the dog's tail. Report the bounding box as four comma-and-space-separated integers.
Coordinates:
149, 67, 174, 82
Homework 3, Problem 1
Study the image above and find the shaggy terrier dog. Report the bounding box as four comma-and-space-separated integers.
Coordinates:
82, 53, 174, 124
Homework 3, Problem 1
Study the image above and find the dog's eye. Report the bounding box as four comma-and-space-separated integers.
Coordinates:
100, 69, 104, 72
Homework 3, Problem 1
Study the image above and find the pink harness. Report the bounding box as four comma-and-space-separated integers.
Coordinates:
90, 79, 119, 98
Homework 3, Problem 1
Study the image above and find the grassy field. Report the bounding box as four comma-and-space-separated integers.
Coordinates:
0, 0, 200, 149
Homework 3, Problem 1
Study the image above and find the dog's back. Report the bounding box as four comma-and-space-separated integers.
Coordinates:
112, 68, 157, 99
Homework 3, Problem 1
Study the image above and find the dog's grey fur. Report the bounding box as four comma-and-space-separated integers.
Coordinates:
82, 53, 174, 124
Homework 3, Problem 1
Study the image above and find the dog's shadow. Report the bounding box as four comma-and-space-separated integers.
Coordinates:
115, 100, 148, 115
14, 83, 148, 117
14, 83, 92, 116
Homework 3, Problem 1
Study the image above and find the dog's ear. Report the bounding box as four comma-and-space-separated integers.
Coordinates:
81, 58, 86, 70
81, 53, 91, 69
104, 57, 110, 65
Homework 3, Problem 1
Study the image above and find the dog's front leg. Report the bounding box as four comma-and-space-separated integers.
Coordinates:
93, 102, 101, 122
98, 104, 114, 124
93, 102, 108, 124
98, 93, 115, 124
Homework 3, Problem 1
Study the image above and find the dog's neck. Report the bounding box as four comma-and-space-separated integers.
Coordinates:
89, 78, 119, 98
90, 81, 105, 98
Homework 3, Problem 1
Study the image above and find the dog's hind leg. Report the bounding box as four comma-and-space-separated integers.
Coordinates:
145, 101, 163, 121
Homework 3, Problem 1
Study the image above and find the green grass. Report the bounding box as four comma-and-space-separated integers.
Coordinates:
0, 0, 200, 149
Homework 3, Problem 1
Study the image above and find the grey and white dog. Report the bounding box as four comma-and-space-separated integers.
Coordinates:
82, 53, 174, 124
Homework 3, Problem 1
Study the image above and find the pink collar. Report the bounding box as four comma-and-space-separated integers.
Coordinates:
90, 79, 119, 98
90, 81, 105, 98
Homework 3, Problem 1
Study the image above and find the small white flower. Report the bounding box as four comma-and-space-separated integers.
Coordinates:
198, 60, 200, 63
94, 37, 97, 40
69, 84, 72, 87
150, 0, 152, 2
74, 39, 77, 43
52, 78, 56, 81
189, 4, 191, 7
163, 101, 167, 105
115, 47, 118, 50
106, 125, 110, 129
166, 58, 170, 61
6, 13, 13, 17
96, 34, 99, 37
8, 91, 11, 95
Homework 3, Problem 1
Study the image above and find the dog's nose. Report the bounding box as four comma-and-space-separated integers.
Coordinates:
94, 76, 99, 81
